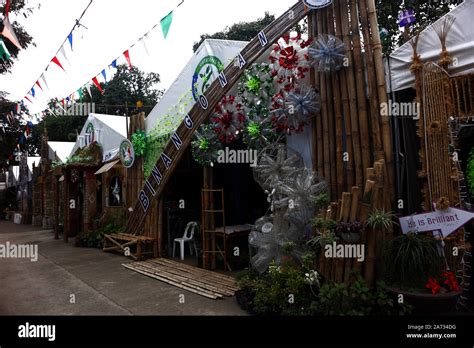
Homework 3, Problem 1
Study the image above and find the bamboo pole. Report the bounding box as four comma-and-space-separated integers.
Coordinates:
309, 11, 321, 175
366, 0, 395, 207
349, 0, 371, 175
349, 186, 360, 221
328, 2, 345, 197
339, 0, 363, 190
334, 0, 354, 190
339, 192, 352, 222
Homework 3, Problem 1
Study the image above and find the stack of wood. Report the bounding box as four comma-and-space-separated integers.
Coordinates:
308, 0, 394, 211
315, 160, 389, 286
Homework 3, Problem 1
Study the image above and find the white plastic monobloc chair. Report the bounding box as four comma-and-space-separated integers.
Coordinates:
173, 221, 199, 261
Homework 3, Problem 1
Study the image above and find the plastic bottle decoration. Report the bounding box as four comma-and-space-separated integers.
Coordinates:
238, 62, 275, 111
269, 33, 312, 92
398, 9, 416, 27
270, 86, 320, 134
191, 123, 223, 166
211, 95, 246, 144
242, 114, 278, 151
379, 27, 390, 42
308, 34, 346, 73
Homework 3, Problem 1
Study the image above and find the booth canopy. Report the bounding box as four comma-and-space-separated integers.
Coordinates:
145, 39, 248, 136
70, 113, 128, 163
387, 0, 474, 92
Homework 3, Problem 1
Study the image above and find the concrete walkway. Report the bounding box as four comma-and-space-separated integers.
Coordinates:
0, 220, 246, 315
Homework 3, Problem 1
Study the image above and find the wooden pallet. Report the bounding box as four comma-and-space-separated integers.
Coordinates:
103, 233, 157, 261
122, 258, 238, 300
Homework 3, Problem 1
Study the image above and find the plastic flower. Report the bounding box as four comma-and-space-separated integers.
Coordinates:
305, 270, 321, 287
211, 95, 246, 144
442, 271, 459, 292
308, 34, 346, 73
191, 123, 223, 166
269, 33, 312, 92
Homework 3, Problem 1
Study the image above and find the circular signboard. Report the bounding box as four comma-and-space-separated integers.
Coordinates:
302, 0, 333, 9
192, 55, 224, 101
120, 140, 135, 169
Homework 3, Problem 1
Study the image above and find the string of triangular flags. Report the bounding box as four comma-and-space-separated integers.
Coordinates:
25, 0, 184, 117
46, 0, 183, 115
20, 0, 94, 106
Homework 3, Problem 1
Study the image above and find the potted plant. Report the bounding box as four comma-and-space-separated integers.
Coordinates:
383, 232, 462, 313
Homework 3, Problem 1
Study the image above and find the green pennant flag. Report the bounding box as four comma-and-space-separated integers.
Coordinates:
0, 38, 11, 61
160, 11, 173, 39
77, 88, 84, 102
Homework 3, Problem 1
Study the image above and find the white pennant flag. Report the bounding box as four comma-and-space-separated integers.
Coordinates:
85, 84, 92, 100
60, 46, 70, 65
40, 74, 49, 90
140, 34, 150, 56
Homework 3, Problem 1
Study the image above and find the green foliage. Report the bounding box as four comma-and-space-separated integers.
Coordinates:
143, 132, 170, 178
384, 233, 441, 288
80, 211, 126, 248
193, 12, 275, 52
314, 193, 330, 208
366, 210, 397, 231
466, 147, 474, 198
131, 130, 147, 157
318, 274, 412, 316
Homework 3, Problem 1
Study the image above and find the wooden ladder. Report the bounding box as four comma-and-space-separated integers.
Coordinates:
201, 188, 231, 271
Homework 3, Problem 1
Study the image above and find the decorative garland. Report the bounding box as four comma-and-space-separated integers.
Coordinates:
269, 33, 312, 92
211, 95, 246, 144
191, 123, 223, 166
131, 130, 147, 157
308, 34, 346, 73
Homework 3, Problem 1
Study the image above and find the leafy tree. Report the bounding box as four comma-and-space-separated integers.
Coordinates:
80, 64, 163, 115
193, 12, 275, 52
377, 0, 463, 54
0, 0, 36, 74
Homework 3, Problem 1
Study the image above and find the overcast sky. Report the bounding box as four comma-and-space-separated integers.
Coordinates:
0, 0, 295, 114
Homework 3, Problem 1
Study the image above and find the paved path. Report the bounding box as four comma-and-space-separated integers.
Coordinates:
0, 220, 246, 315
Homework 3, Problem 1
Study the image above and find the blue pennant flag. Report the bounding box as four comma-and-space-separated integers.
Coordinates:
31, 87, 35, 98
101, 69, 107, 83
68, 32, 73, 50
110, 59, 117, 69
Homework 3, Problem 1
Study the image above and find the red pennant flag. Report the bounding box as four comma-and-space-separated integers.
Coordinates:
1, 17, 21, 49
123, 50, 132, 69
51, 56, 65, 71
92, 76, 104, 95
5, 0, 10, 18
61, 99, 65, 108
35, 80, 44, 91
24, 96, 32, 103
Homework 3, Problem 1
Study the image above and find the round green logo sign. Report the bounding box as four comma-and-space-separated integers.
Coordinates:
120, 140, 135, 168
192, 55, 224, 101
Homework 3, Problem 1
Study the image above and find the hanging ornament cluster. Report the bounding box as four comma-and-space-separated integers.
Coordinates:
211, 95, 246, 144
269, 33, 312, 92
238, 63, 275, 111
308, 34, 346, 73
191, 124, 223, 166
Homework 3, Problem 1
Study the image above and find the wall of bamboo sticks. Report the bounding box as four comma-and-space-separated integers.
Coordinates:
309, 0, 393, 207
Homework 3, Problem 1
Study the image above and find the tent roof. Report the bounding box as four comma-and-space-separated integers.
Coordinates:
70, 113, 128, 163
387, 0, 474, 92
145, 39, 248, 136
48, 141, 75, 162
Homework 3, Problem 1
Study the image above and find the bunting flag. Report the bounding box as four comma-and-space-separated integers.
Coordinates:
92, 76, 104, 95
67, 32, 73, 50
123, 50, 132, 69
101, 69, 107, 83
1, 17, 22, 49
5, 0, 10, 18
110, 59, 118, 69
85, 84, 92, 100
35, 80, 44, 91
30, 88, 35, 98
140, 35, 150, 56
60, 46, 70, 65
160, 11, 173, 39
24, 96, 32, 103
51, 56, 66, 71
40, 74, 49, 89
77, 88, 84, 102
0, 38, 10, 60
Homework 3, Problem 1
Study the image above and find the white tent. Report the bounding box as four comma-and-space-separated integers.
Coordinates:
387, 0, 474, 92
48, 141, 75, 163
145, 39, 248, 135
6, 166, 19, 188
70, 113, 128, 163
